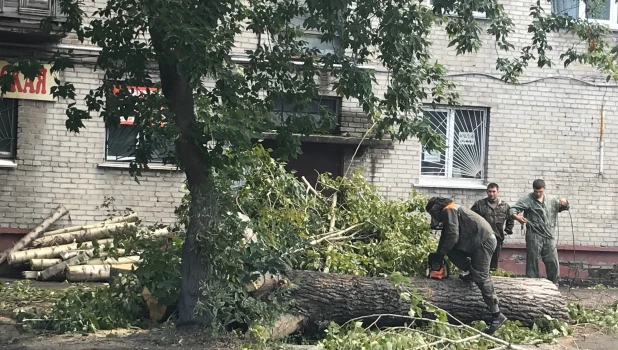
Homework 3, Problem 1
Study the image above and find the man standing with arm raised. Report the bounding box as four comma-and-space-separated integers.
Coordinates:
509, 179, 569, 284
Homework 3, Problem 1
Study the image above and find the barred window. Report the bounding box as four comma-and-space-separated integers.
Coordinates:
421, 107, 488, 182
0, 99, 17, 159
105, 117, 174, 162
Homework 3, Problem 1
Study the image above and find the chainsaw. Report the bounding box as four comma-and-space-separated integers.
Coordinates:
427, 252, 450, 280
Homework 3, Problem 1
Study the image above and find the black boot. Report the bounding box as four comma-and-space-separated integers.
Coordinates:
487, 313, 507, 334
459, 272, 473, 282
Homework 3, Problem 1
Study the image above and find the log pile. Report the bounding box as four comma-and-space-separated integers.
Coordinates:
0, 207, 167, 282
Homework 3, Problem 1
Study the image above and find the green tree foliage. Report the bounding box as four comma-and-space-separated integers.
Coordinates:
1, 0, 616, 326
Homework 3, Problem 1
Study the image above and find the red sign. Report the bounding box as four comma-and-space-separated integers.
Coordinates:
112, 86, 160, 125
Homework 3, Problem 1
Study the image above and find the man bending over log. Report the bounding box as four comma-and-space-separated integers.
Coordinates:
425, 197, 507, 334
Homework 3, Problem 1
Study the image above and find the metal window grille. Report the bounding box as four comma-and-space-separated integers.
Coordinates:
421, 107, 488, 180
105, 124, 174, 162
0, 99, 18, 159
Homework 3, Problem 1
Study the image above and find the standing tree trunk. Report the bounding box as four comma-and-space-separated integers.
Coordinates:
153, 28, 212, 327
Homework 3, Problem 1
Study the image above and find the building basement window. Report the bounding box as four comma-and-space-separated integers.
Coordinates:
420, 106, 488, 184
0, 98, 17, 160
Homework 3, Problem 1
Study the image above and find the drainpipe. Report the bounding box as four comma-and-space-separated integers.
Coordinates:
599, 102, 605, 176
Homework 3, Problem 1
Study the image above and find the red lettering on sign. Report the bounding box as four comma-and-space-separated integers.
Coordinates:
36, 68, 47, 94
0, 66, 47, 94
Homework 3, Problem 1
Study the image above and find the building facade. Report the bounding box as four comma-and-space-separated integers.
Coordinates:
1, 0, 618, 280
0, 0, 185, 251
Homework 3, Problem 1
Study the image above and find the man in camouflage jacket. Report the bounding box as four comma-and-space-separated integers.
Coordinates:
471, 183, 514, 270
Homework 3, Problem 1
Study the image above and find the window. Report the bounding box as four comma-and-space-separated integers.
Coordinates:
420, 106, 488, 183
271, 96, 340, 133
426, 0, 486, 19
552, 0, 617, 29
105, 117, 174, 162
290, 3, 342, 55
0, 99, 17, 159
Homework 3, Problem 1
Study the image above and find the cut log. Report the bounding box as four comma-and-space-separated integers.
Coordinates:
60, 249, 127, 260
0, 205, 68, 265
40, 251, 93, 281
31, 222, 136, 248
86, 256, 141, 265
253, 271, 568, 337
66, 263, 136, 282
30, 258, 63, 270
7, 238, 115, 265
22, 271, 40, 279
42, 213, 139, 236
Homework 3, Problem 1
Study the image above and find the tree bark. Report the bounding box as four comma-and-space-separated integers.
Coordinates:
255, 271, 568, 337
0, 205, 68, 265
152, 26, 212, 328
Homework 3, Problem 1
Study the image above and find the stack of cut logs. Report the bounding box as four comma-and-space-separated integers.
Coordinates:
0, 205, 171, 282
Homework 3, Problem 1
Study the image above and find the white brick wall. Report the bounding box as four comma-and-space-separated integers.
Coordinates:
349, 0, 618, 248
3, 0, 617, 249
0, 66, 186, 230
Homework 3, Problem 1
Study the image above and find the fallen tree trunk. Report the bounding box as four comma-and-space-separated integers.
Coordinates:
7, 238, 115, 265
0, 205, 69, 265
31, 222, 136, 248
253, 270, 568, 337
66, 263, 136, 282
42, 213, 139, 237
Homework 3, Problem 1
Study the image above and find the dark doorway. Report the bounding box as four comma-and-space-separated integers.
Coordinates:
260, 140, 344, 189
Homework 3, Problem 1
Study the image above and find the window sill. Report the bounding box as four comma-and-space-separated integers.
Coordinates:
415, 179, 487, 190
0, 159, 17, 169
97, 162, 181, 171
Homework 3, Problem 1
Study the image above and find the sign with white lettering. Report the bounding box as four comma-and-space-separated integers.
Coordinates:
0, 61, 57, 101
458, 132, 475, 146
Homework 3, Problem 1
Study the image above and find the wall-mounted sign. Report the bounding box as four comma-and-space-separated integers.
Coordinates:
423, 150, 441, 163
0, 61, 57, 101
458, 132, 475, 146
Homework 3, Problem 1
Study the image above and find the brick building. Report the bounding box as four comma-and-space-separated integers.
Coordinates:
0, 0, 186, 250
1, 1, 617, 279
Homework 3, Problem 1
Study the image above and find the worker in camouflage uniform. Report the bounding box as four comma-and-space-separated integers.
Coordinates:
426, 197, 507, 334
509, 179, 569, 284
471, 183, 514, 271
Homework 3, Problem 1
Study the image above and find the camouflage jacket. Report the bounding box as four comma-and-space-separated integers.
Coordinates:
471, 198, 514, 241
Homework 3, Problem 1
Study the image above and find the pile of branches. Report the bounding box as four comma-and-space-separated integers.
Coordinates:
233, 145, 435, 277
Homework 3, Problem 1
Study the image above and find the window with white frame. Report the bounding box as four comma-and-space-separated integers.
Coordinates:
0, 98, 17, 159
420, 107, 488, 182
105, 117, 175, 162
290, 1, 342, 55
552, 0, 616, 29
426, 0, 486, 19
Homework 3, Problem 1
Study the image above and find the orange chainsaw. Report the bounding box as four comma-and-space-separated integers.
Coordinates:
427, 252, 450, 280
